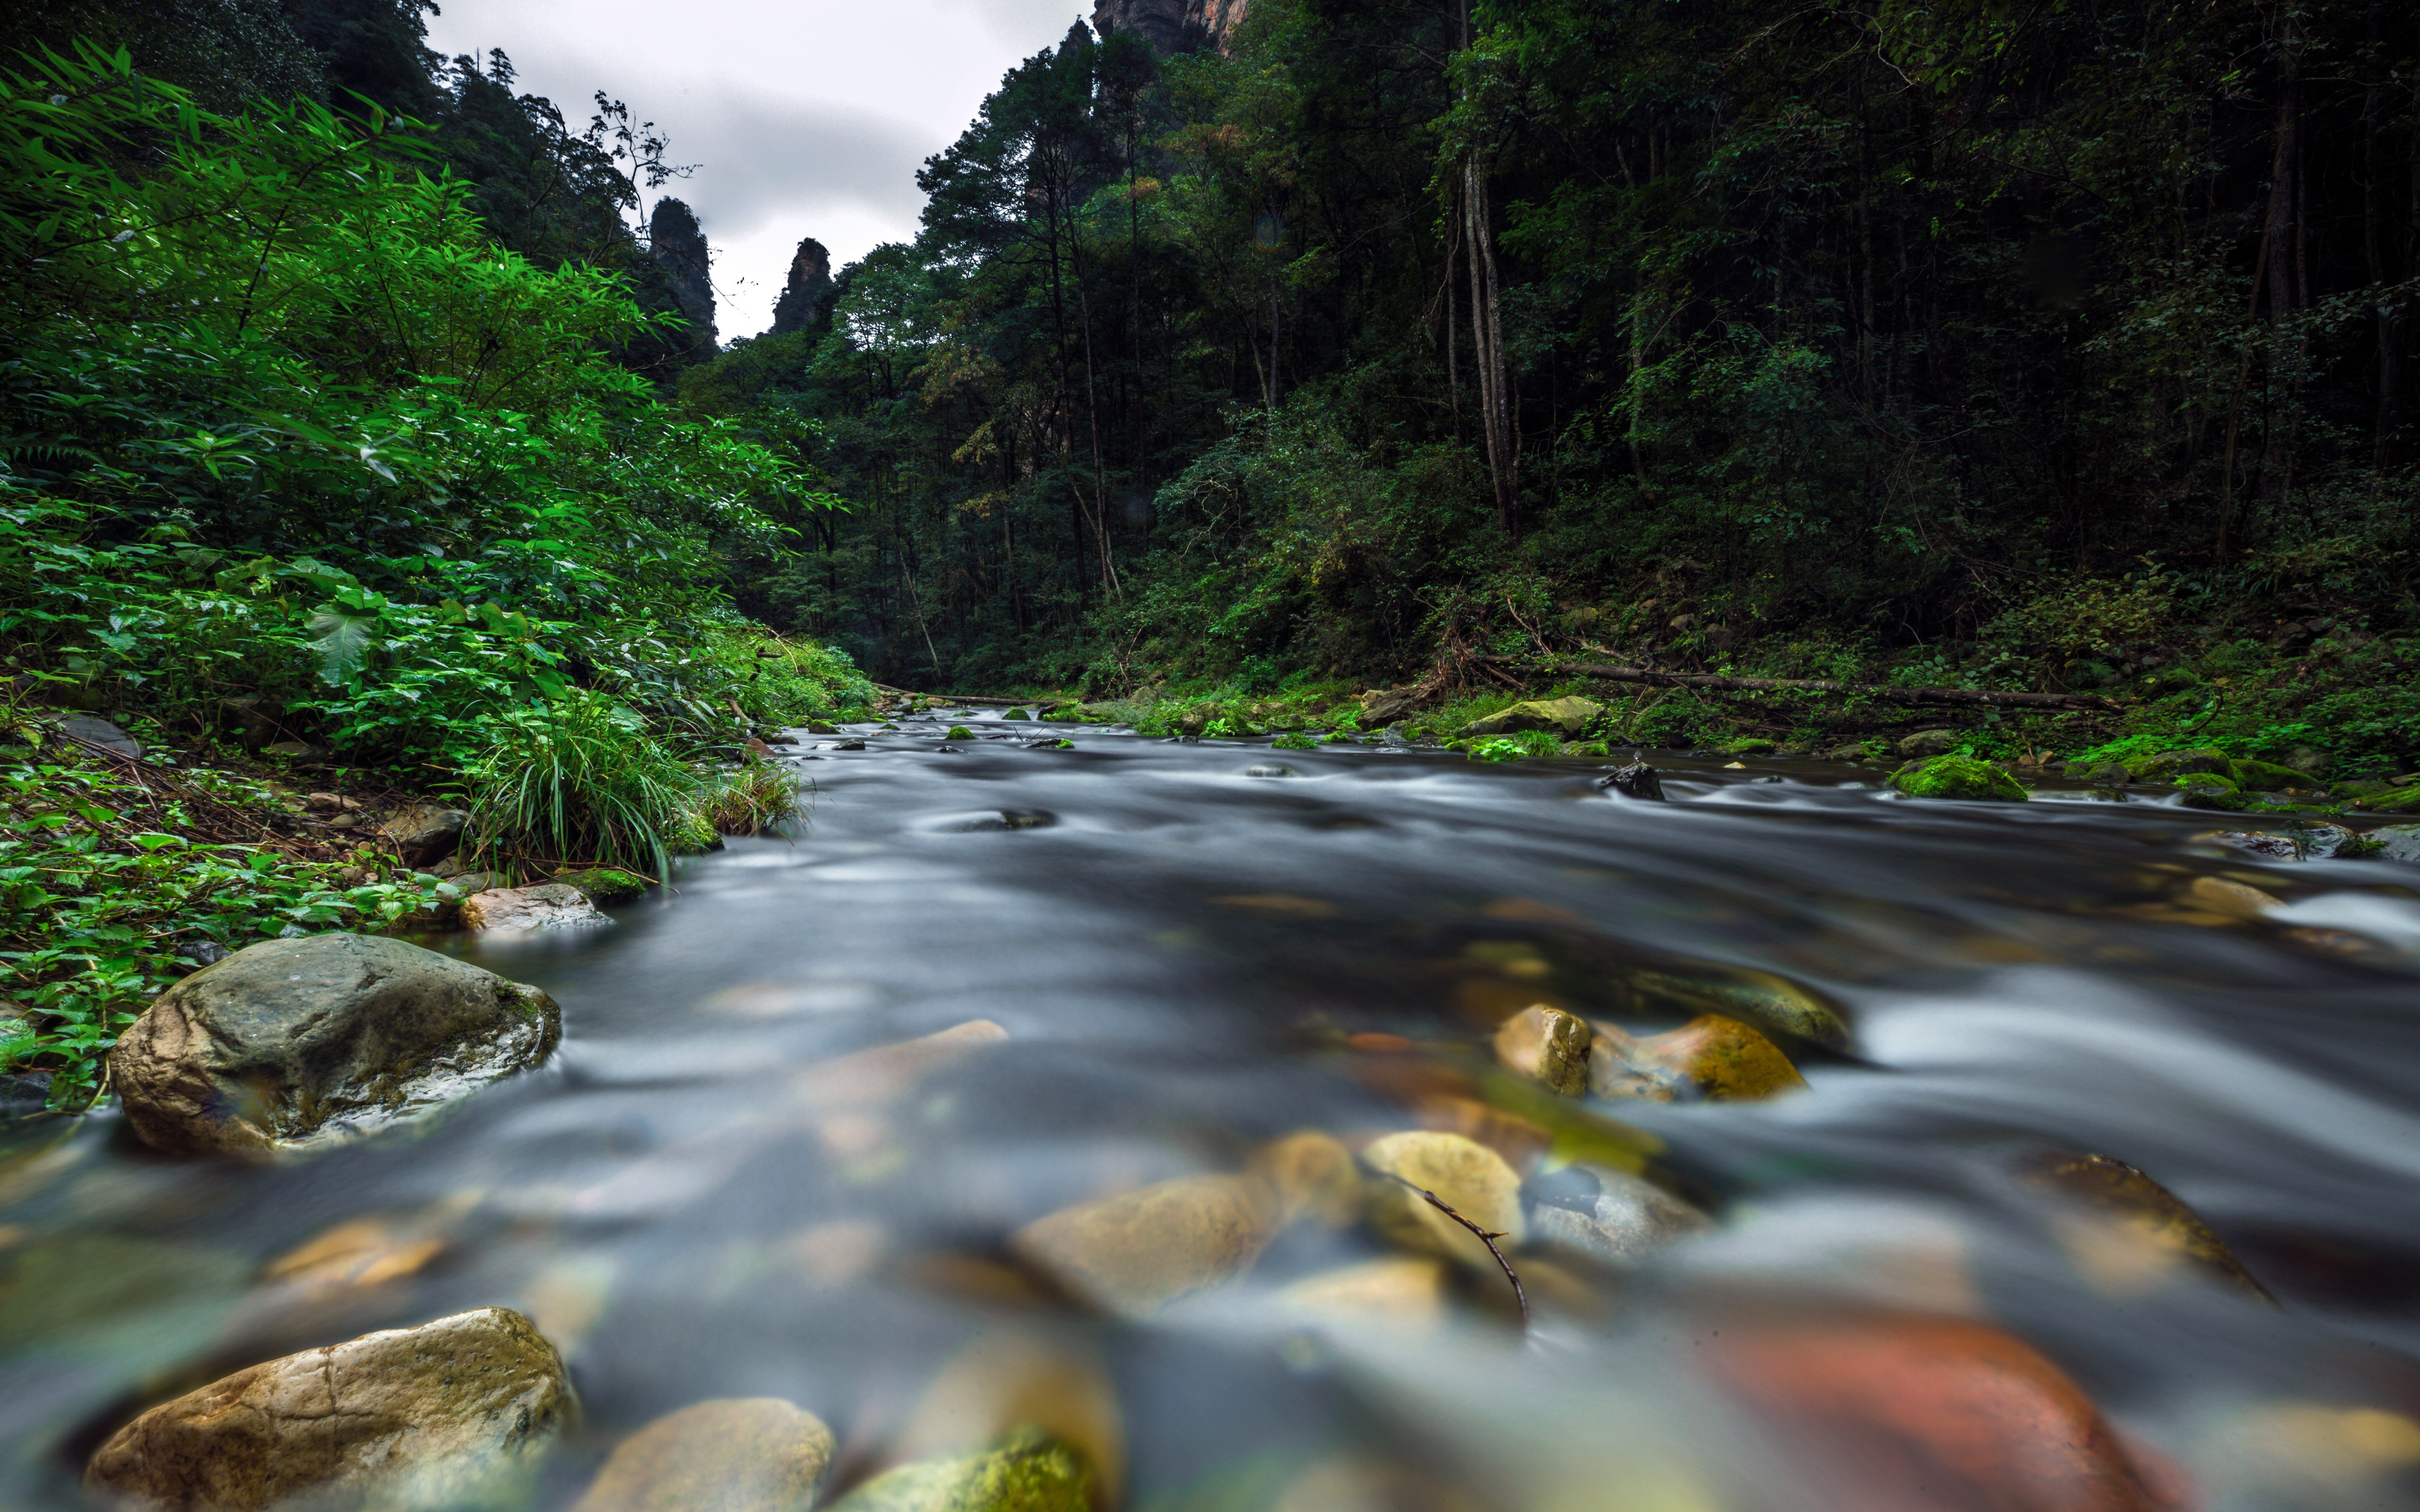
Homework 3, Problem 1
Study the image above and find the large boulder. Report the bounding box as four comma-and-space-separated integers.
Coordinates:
571, 1399, 835, 1512
1459, 697, 1601, 739
85, 1307, 571, 1512
108, 933, 561, 1156
377, 803, 469, 867
461, 884, 605, 932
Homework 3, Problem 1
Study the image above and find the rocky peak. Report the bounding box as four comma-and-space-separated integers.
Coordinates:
1090, 0, 1249, 55
770, 236, 835, 335
647, 197, 716, 352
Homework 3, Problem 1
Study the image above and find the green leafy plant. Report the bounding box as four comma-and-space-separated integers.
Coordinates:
1271, 732, 1316, 750
691, 761, 802, 837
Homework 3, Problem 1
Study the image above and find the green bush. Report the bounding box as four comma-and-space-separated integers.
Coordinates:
1270, 732, 1316, 750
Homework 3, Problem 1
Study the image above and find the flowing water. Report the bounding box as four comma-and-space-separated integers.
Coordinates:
8, 713, 2420, 1511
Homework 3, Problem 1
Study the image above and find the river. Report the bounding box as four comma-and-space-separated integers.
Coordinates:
6, 710, 2420, 1511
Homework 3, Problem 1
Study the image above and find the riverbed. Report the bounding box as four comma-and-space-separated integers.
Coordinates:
6, 711, 2420, 1511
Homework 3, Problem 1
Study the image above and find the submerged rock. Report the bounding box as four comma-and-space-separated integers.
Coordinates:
1279, 1255, 1449, 1330
1589, 1014, 1806, 1102
1709, 1316, 2180, 1512
108, 933, 560, 1156
1492, 1005, 1594, 1096
1459, 696, 1601, 739
1888, 754, 2029, 801
571, 1399, 834, 1512
1360, 1131, 1525, 1271
2021, 1151, 2273, 1303
85, 1307, 571, 1512
461, 883, 605, 931
1251, 1130, 1364, 1227
826, 1428, 1091, 1512
1245, 763, 1297, 778
1527, 1165, 1712, 1266
1624, 965, 1851, 1049
1010, 1175, 1273, 1316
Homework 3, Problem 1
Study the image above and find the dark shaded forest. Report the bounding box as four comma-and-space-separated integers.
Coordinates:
680, 0, 2418, 756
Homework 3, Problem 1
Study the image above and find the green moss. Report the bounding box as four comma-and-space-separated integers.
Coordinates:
1003, 708, 1031, 721
826, 1429, 1092, 1512
2174, 773, 2247, 811
945, 726, 975, 741
2230, 757, 2314, 790
1270, 732, 1315, 750
1888, 755, 2029, 801
2126, 747, 2232, 781
1724, 738, 1779, 755
551, 867, 647, 902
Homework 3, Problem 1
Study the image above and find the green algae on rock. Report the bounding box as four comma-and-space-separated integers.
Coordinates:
825, 1429, 1092, 1512
553, 868, 648, 903
946, 726, 976, 740
1888, 755, 2029, 801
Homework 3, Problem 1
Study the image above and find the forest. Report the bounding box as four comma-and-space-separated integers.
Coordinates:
686, 0, 2420, 767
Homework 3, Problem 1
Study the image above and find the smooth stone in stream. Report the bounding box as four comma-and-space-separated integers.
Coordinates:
1589, 1014, 1806, 1102
571, 1399, 835, 1512
1278, 1256, 1449, 1331
461, 883, 605, 931
1621, 965, 1851, 1048
1359, 1131, 1525, 1271
898, 1330, 1124, 1505
1527, 1166, 1713, 1267
1010, 1175, 1274, 1316
825, 1428, 1091, 1512
2019, 1152, 2274, 1303
1708, 1316, 2181, 1512
108, 933, 561, 1155
2371, 824, 2420, 862
1492, 1004, 1593, 1096
1245, 763, 1296, 778
84, 1307, 571, 1512
1250, 1130, 1364, 1226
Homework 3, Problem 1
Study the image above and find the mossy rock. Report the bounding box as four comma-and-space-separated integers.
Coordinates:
1888, 755, 2028, 801
2230, 757, 2314, 791
1724, 738, 1779, 756
2174, 773, 2247, 812
2355, 784, 2420, 814
2062, 760, 2131, 785
2126, 747, 2232, 782
945, 726, 975, 740
826, 1429, 1091, 1512
552, 868, 647, 903
1043, 738, 1075, 749
1002, 708, 1031, 721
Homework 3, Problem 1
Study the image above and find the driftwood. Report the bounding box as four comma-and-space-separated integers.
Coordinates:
1380, 1170, 1528, 1329
1546, 661, 2120, 713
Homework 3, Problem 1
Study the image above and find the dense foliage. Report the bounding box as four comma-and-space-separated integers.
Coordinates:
683, 0, 2420, 763
0, 41, 865, 1101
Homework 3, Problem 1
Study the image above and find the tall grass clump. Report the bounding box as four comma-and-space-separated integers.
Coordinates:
694, 760, 803, 837
466, 692, 692, 875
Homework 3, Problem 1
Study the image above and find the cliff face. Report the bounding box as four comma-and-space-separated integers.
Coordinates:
1089, 0, 1248, 55
647, 197, 716, 354
769, 236, 834, 335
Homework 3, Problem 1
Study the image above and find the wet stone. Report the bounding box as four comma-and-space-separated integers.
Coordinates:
1526, 1165, 1712, 1267
825, 1428, 1090, 1512
84, 1307, 571, 1512
1589, 1014, 1806, 1103
2021, 1151, 2274, 1302
1493, 1005, 1594, 1096
461, 883, 606, 932
1246, 763, 1297, 778
1360, 1130, 1525, 1271
1596, 760, 1666, 800
1251, 1129, 1364, 1227
108, 932, 561, 1155
571, 1398, 836, 1512
1010, 1175, 1273, 1316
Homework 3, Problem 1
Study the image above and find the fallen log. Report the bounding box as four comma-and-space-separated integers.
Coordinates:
1547, 662, 2121, 713
872, 684, 1063, 710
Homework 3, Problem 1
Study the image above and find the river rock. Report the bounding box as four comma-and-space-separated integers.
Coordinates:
1589, 1014, 1805, 1102
1459, 696, 1601, 739
2127, 747, 2233, 781
1492, 1005, 1593, 1095
1528, 1165, 1713, 1266
1278, 1255, 1449, 1330
108, 933, 561, 1155
898, 1330, 1123, 1505
1010, 1175, 1274, 1316
553, 868, 648, 903
85, 1307, 571, 1512
1251, 1130, 1364, 1227
1708, 1316, 2177, 1512
2020, 1151, 2273, 1302
1889, 754, 2028, 801
1895, 729, 1962, 759
1357, 687, 1419, 724
2230, 757, 2317, 792
460, 883, 605, 931
826, 1428, 1091, 1512
2191, 825, 2359, 861
1625, 965, 1851, 1048
1360, 1131, 1525, 1271
377, 803, 470, 867
1595, 759, 1665, 800
2373, 825, 2420, 862
571, 1398, 835, 1512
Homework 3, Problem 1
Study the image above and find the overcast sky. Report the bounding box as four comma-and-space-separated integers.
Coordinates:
425, 0, 1092, 339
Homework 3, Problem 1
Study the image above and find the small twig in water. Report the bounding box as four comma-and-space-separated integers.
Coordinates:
1381, 1170, 1528, 1328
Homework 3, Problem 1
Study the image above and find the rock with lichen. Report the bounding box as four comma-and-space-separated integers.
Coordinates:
1888, 754, 2029, 801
